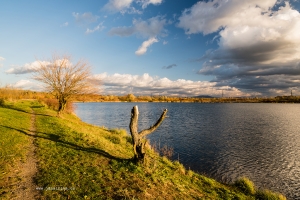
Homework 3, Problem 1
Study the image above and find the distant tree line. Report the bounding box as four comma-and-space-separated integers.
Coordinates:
72, 93, 300, 103
2, 88, 300, 106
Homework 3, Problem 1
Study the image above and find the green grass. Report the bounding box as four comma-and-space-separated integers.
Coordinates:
1, 100, 287, 199
235, 177, 255, 195
255, 190, 287, 200
0, 100, 37, 198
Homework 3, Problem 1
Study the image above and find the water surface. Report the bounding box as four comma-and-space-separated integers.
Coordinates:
75, 102, 300, 199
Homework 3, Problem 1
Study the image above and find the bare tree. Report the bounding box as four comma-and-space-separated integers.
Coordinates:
34, 54, 100, 116
129, 105, 168, 163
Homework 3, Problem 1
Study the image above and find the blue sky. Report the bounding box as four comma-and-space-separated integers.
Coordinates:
1, 0, 300, 97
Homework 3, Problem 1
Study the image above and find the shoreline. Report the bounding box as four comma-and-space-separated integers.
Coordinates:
73, 100, 300, 103
0, 100, 288, 199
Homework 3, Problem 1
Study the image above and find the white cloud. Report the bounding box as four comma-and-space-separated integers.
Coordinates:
137, 0, 163, 9
178, 0, 278, 35
135, 37, 158, 55
103, 0, 162, 13
178, 0, 300, 96
109, 16, 166, 55
86, 22, 105, 34
124, 7, 143, 15
6, 61, 51, 74
178, 0, 300, 56
92, 72, 247, 97
13, 80, 42, 90
5, 59, 73, 75
72, 12, 99, 24
104, 0, 134, 13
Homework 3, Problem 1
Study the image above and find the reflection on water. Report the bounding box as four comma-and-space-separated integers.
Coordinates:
75, 102, 300, 199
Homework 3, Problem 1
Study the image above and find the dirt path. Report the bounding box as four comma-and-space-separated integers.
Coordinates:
12, 109, 40, 200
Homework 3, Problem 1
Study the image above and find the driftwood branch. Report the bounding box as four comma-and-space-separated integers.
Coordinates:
129, 105, 168, 163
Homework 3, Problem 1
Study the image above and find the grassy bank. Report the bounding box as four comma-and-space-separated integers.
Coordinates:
1, 100, 286, 199
0, 100, 33, 197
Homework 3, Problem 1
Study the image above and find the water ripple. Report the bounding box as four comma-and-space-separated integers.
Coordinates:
75, 103, 300, 199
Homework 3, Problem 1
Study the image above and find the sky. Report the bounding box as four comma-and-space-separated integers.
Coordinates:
1, 0, 300, 97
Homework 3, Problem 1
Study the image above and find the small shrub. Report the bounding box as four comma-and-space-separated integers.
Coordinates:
43, 98, 59, 110
235, 177, 255, 195
38, 98, 75, 113
255, 189, 286, 200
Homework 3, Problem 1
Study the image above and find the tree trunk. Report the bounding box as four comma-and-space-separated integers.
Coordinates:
57, 97, 67, 116
129, 106, 168, 163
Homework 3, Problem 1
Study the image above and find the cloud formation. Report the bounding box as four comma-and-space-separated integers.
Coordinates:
104, 0, 133, 13
178, 0, 300, 96
13, 80, 42, 91
109, 16, 166, 38
8, 60, 248, 97
72, 12, 99, 24
138, 0, 163, 9
109, 16, 167, 55
6, 61, 51, 74
91, 72, 246, 97
5, 59, 74, 75
86, 22, 105, 34
104, 0, 162, 13
163, 64, 177, 69
135, 37, 158, 55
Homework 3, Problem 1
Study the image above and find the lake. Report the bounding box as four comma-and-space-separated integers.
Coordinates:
74, 102, 300, 199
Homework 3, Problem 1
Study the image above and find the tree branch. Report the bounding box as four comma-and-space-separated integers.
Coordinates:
139, 109, 168, 137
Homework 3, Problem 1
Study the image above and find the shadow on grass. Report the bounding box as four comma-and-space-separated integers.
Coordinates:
0, 125, 131, 162
2, 104, 53, 117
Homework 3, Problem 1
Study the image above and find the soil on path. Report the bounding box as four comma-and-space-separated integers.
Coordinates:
11, 109, 40, 200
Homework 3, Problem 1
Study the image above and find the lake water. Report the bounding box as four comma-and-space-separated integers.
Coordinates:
75, 102, 300, 199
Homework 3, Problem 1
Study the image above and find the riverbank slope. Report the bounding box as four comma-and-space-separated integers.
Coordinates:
0, 100, 286, 199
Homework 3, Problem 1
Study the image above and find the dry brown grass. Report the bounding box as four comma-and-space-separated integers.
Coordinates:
151, 142, 174, 159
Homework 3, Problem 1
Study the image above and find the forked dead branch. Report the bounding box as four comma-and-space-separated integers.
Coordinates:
129, 105, 168, 163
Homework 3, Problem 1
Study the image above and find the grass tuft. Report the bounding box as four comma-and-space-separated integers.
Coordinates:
235, 177, 256, 195
255, 189, 287, 200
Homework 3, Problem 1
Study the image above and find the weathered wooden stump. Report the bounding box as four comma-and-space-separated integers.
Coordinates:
129, 106, 168, 163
